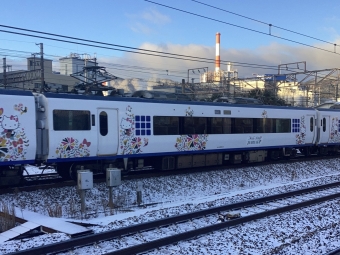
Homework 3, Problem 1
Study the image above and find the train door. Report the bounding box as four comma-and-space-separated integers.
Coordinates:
97, 108, 118, 155
319, 115, 330, 144
305, 115, 316, 144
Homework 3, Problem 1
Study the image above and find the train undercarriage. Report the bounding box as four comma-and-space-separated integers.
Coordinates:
53, 145, 340, 180
1, 145, 338, 186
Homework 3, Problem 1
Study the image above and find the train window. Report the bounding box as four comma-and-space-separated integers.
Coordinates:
275, 119, 291, 133
254, 119, 265, 133
92, 114, 95, 126
234, 118, 253, 133
183, 117, 195, 134
310, 117, 313, 132
153, 116, 179, 135
215, 110, 221, 114
292, 119, 300, 133
194, 117, 207, 134
154, 116, 291, 135
222, 118, 231, 134
210, 117, 223, 134
99, 111, 108, 136
263, 119, 274, 133
53, 110, 90, 131
323, 117, 326, 132
135, 115, 151, 136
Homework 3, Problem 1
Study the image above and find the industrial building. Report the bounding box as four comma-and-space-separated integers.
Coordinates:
0, 53, 97, 92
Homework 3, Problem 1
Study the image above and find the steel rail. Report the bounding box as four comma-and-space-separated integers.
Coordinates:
7, 181, 340, 255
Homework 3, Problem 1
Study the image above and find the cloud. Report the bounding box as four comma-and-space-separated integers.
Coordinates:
129, 22, 153, 35
142, 8, 170, 25
99, 38, 340, 83
321, 26, 340, 40
126, 8, 170, 35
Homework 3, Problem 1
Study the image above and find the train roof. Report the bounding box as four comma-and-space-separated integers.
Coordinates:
42, 92, 315, 111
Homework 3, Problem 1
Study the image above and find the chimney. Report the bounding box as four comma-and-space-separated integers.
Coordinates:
215, 32, 220, 72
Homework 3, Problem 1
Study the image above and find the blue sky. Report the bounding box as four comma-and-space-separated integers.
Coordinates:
1, 0, 340, 80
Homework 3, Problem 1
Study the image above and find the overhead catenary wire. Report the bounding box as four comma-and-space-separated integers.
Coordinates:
0, 45, 319, 82
0, 24, 280, 69
191, 0, 338, 48
144, 0, 340, 56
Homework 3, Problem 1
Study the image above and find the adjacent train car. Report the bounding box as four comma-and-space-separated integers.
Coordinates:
315, 108, 340, 154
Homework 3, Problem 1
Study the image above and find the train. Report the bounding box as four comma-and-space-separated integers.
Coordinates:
1, 89, 340, 186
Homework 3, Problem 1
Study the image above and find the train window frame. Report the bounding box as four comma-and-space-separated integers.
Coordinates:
310, 117, 314, 132
91, 114, 95, 126
323, 117, 326, 132
275, 119, 291, 133
53, 110, 91, 131
153, 116, 291, 135
153, 116, 179, 135
99, 111, 108, 136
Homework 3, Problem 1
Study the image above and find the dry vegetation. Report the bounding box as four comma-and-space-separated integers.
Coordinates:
0, 201, 16, 232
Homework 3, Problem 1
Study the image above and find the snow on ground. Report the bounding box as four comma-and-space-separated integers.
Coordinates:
23, 165, 56, 176
1, 159, 340, 254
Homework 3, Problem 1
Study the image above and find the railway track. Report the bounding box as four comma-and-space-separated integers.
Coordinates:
8, 181, 340, 255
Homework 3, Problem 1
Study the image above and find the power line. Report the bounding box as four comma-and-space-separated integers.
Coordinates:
145, 0, 340, 55
0, 29, 288, 73
1, 44, 306, 83
0, 24, 280, 69
191, 0, 338, 48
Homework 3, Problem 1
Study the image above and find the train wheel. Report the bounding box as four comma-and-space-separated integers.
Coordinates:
270, 150, 280, 160
303, 147, 311, 157
319, 147, 328, 156
69, 163, 81, 181
56, 163, 72, 180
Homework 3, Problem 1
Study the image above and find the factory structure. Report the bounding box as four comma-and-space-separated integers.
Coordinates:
0, 53, 116, 93
187, 32, 340, 107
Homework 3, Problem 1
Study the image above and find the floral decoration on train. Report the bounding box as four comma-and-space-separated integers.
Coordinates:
119, 105, 148, 155
14, 103, 28, 115
261, 110, 267, 118
295, 116, 306, 145
185, 107, 194, 117
329, 117, 340, 143
55, 138, 91, 158
175, 134, 208, 151
0, 106, 29, 161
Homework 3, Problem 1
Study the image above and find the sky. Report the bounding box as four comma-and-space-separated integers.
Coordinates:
1, 0, 340, 81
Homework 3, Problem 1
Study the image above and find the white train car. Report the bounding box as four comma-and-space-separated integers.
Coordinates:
1, 90, 332, 182
31, 92, 318, 177
0, 90, 37, 185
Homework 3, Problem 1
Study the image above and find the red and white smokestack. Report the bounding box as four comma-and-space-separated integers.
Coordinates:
215, 32, 221, 72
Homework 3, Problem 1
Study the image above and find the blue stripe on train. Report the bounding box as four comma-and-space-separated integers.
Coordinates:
0, 160, 35, 166
46, 144, 314, 163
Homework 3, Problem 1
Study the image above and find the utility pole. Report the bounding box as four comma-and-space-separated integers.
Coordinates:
336, 69, 339, 102
94, 56, 97, 85
3, 58, 6, 89
40, 43, 44, 93
84, 57, 87, 85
